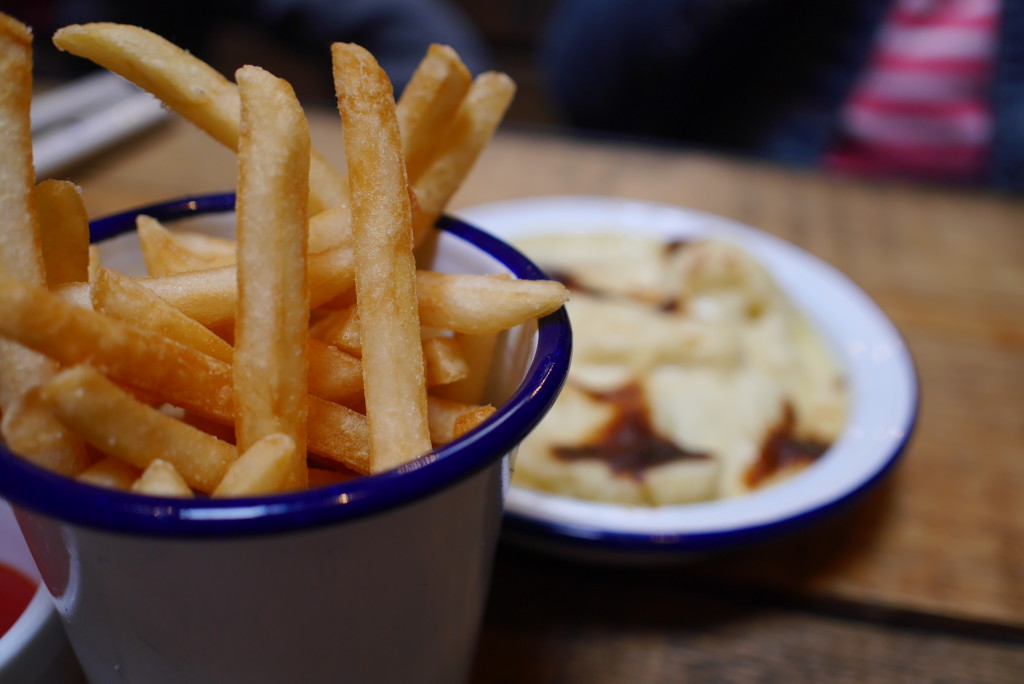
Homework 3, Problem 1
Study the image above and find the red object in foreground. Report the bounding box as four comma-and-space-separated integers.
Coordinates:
0, 562, 37, 637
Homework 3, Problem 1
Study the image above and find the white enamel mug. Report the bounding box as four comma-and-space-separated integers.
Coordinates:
0, 194, 571, 684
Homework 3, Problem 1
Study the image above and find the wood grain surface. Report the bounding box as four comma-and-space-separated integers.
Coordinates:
65, 113, 1024, 681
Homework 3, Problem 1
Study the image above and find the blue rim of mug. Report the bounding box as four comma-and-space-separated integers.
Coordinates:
0, 193, 572, 538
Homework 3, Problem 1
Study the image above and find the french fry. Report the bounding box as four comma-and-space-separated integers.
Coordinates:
234, 65, 310, 489
333, 43, 431, 470
43, 365, 238, 493
0, 16, 88, 474
422, 337, 470, 386
62, 252, 562, 335
0, 385, 90, 475
309, 205, 354, 254
426, 396, 496, 446
87, 245, 102, 281
172, 230, 237, 261
0, 272, 234, 420
307, 396, 370, 473
411, 72, 515, 245
310, 307, 467, 385
307, 339, 362, 405
135, 205, 353, 279
0, 272, 372, 471
397, 44, 472, 184
137, 215, 234, 275
56, 245, 355, 328
35, 179, 90, 287
309, 305, 361, 356
433, 332, 498, 404
52, 22, 347, 213
91, 267, 234, 363
0, 15, 51, 408
213, 433, 294, 497
453, 404, 497, 439
416, 271, 568, 334
78, 457, 140, 490
131, 459, 194, 498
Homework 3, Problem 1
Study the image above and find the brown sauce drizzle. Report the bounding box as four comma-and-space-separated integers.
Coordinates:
665, 239, 691, 254
659, 297, 684, 313
744, 404, 830, 487
546, 269, 596, 296
548, 268, 684, 312
553, 383, 709, 480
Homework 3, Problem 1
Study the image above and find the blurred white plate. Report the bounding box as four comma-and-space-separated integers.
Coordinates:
455, 195, 918, 562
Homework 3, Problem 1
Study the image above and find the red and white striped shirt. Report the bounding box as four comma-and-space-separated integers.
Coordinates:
827, 0, 1001, 182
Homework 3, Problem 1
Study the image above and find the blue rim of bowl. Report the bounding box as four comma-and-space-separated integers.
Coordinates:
0, 193, 572, 538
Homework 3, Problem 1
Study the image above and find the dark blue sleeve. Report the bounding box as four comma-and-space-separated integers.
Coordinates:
542, 0, 724, 130
49, 0, 490, 93
251, 0, 491, 92
988, 0, 1024, 192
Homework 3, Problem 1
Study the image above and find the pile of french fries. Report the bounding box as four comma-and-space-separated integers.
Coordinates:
0, 14, 568, 497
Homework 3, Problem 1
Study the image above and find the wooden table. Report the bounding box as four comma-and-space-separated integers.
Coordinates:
67, 112, 1024, 682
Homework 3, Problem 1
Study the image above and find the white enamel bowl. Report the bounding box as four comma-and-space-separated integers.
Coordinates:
456, 195, 918, 562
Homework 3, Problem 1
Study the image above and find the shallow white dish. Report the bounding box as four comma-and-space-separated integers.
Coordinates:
455, 195, 918, 561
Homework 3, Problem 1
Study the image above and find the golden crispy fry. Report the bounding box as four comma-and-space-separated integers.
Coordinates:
57, 246, 354, 328
234, 65, 310, 489
433, 332, 498, 404
307, 339, 362, 405
310, 307, 466, 384
88, 245, 102, 281
411, 72, 515, 245
62, 251, 559, 336
309, 305, 361, 356
137, 215, 234, 275
52, 22, 347, 213
131, 459, 194, 498
172, 230, 237, 261
307, 396, 371, 473
0, 272, 234, 420
422, 337, 469, 386
333, 43, 431, 470
0, 273, 372, 469
43, 366, 238, 493
140, 205, 351, 274
309, 205, 354, 254
0, 385, 90, 475
213, 433, 294, 497
0, 15, 52, 408
453, 404, 496, 439
34, 180, 90, 287
0, 17, 88, 473
397, 44, 471, 184
416, 271, 568, 334
78, 457, 140, 490
426, 396, 496, 446
91, 267, 234, 363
